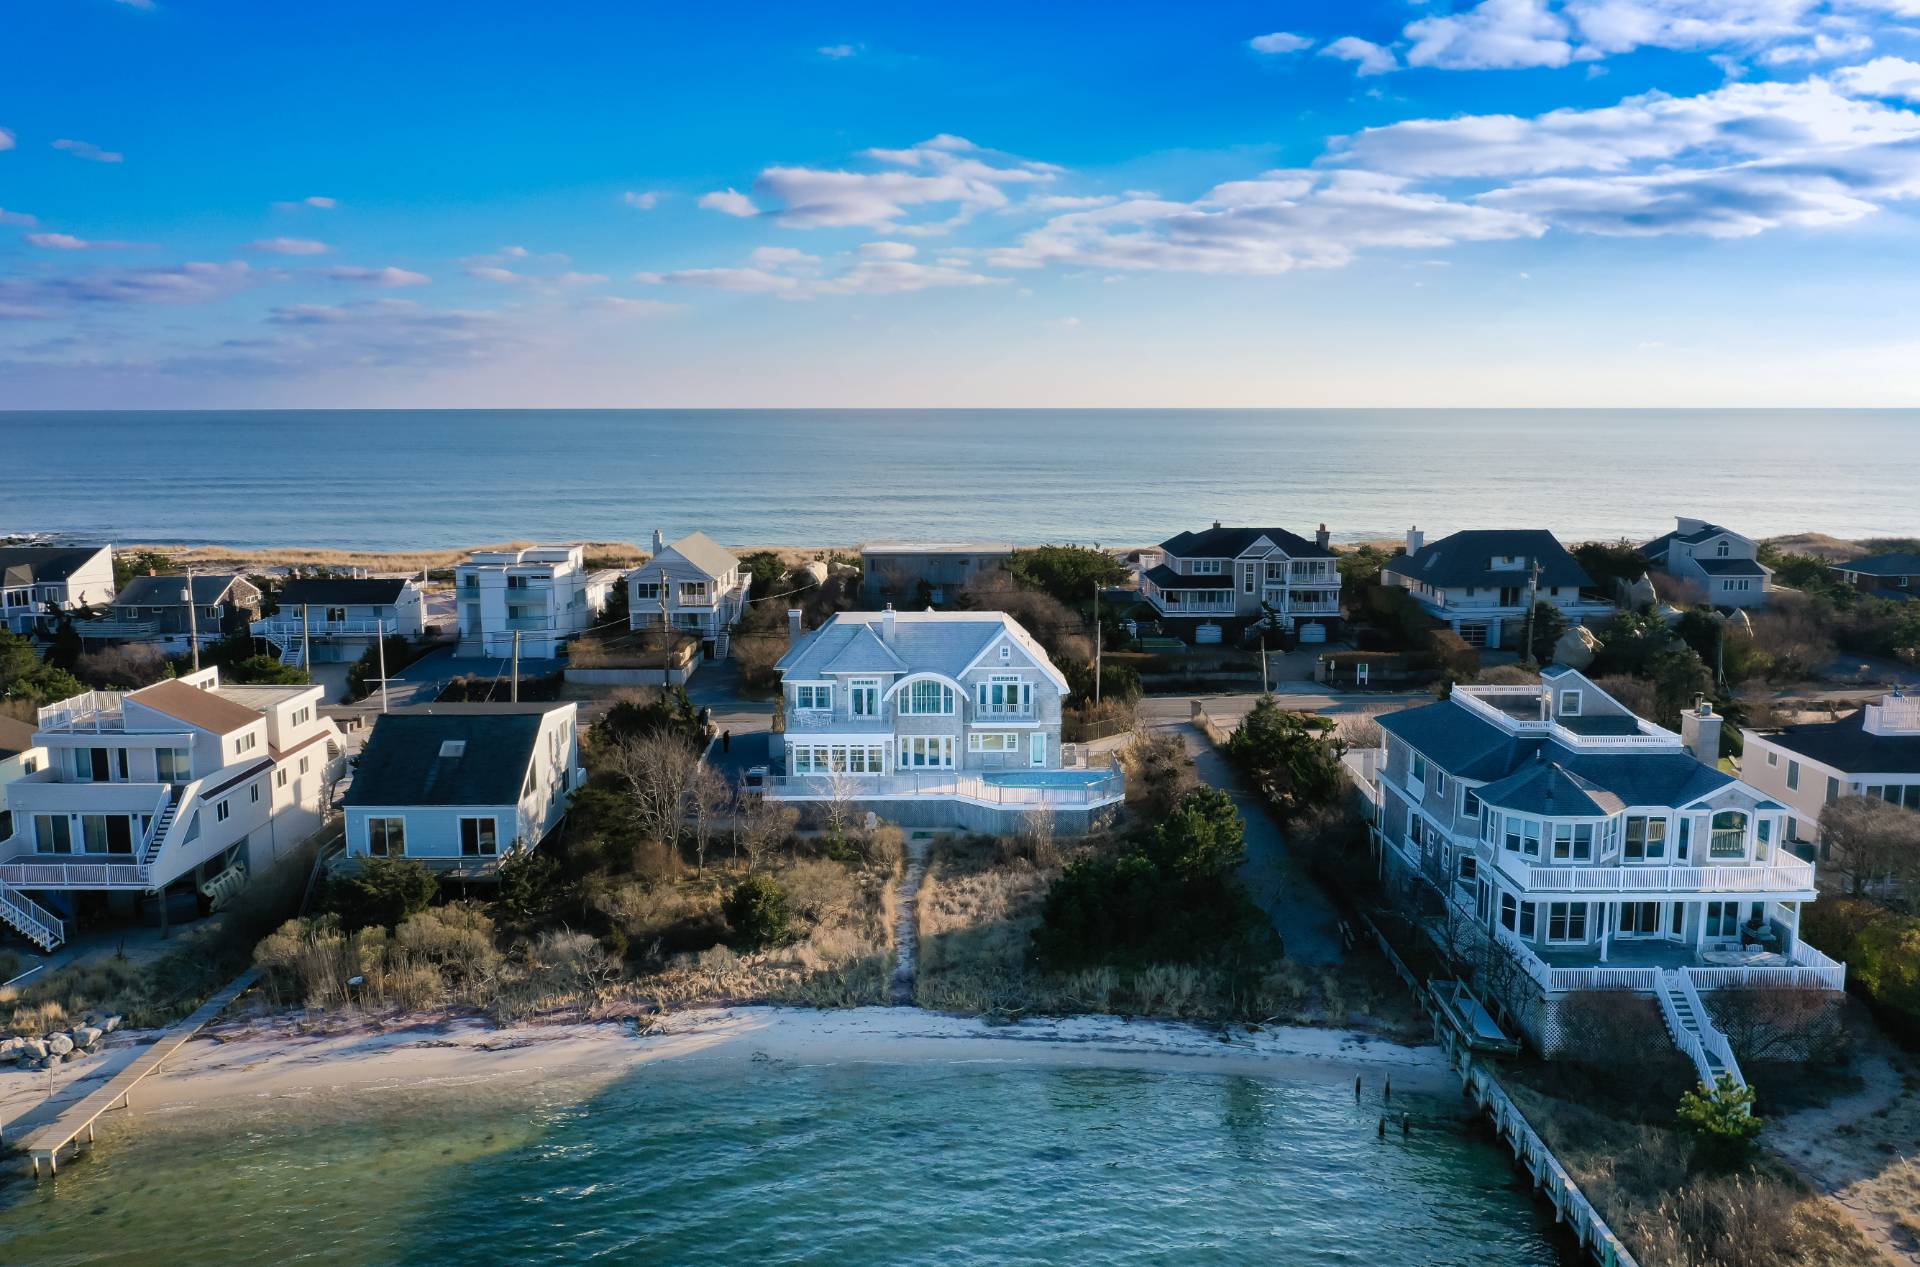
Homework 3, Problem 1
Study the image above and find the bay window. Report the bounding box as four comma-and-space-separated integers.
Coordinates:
1550, 822, 1593, 862
1624, 815, 1666, 861
1502, 815, 1541, 859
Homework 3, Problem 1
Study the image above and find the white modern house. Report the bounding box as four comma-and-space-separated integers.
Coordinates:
1369, 667, 1843, 1079
1382, 528, 1613, 649
1640, 518, 1772, 609
768, 607, 1123, 833
455, 545, 620, 659
1741, 691, 1920, 853
342, 702, 582, 875
0, 716, 47, 847
0, 669, 342, 951
1, 545, 116, 636
626, 531, 752, 659
252, 577, 427, 666
1139, 523, 1342, 645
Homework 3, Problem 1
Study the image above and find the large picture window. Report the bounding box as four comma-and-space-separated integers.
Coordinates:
897, 736, 954, 769
460, 816, 498, 857
1709, 811, 1747, 859
368, 816, 406, 857
1550, 822, 1593, 861
1624, 815, 1667, 861
901, 680, 956, 715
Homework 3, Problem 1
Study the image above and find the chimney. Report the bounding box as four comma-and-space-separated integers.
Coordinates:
1406, 526, 1424, 555
881, 602, 896, 645
651, 528, 665, 555
1315, 523, 1330, 551
787, 608, 803, 641
1680, 697, 1723, 765
1212, 520, 1221, 530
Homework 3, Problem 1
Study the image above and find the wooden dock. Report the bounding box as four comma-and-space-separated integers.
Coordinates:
5, 966, 263, 1178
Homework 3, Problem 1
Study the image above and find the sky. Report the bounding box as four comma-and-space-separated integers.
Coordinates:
6, 0, 1920, 408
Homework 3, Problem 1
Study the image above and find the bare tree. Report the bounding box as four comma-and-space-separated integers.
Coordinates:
820, 766, 865, 844
1820, 795, 1920, 898
1014, 803, 1059, 866
735, 795, 799, 873
687, 763, 732, 875
605, 731, 703, 848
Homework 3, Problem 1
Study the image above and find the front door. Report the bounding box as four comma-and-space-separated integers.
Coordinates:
1356, 662, 1370, 686
1030, 733, 1046, 767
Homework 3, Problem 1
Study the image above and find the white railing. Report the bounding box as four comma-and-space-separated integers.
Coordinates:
0, 877, 66, 948
1684, 960, 1847, 992
1549, 965, 1662, 992
1656, 975, 1718, 1087
1675, 969, 1746, 1089
36, 690, 127, 732
0, 858, 150, 889
763, 771, 1124, 808
252, 617, 389, 639
1510, 858, 1817, 895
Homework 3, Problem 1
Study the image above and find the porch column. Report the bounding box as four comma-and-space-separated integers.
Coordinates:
1691, 901, 1705, 950
1598, 902, 1610, 963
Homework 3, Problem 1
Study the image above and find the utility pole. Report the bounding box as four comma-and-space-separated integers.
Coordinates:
1093, 578, 1102, 707
511, 629, 521, 703
377, 618, 390, 714
184, 568, 200, 673
301, 602, 311, 672
1523, 558, 1542, 663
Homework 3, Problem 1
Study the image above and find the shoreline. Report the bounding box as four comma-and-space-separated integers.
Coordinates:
0, 1006, 1456, 1126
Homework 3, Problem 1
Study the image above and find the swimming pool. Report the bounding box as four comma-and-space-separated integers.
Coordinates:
983, 769, 1119, 788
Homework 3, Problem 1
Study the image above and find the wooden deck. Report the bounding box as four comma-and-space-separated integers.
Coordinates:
4, 966, 262, 1178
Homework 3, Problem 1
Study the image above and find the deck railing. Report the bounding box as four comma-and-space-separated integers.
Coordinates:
1506, 857, 1817, 895
762, 771, 1124, 807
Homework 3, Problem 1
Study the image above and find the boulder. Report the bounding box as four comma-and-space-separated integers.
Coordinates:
1626, 575, 1658, 609
0, 1037, 23, 1063
46, 1032, 75, 1057
1550, 625, 1601, 671
74, 1026, 103, 1050
102, 1014, 123, 1034
21, 1037, 49, 1061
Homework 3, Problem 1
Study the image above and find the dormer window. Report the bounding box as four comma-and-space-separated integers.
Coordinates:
1709, 810, 1747, 859
1716, 541, 1730, 556
1557, 689, 1581, 717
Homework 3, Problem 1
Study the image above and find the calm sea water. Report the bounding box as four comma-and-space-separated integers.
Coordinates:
5, 409, 1915, 552
0, 1057, 1570, 1266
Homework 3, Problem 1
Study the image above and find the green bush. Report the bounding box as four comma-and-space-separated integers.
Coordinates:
724, 873, 792, 950
1222, 696, 1346, 816
1798, 896, 1920, 1041
324, 856, 439, 931
1675, 1074, 1763, 1171
225, 655, 311, 685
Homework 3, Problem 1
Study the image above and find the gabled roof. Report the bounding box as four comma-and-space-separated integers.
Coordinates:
1836, 553, 1920, 578
1694, 557, 1768, 577
127, 679, 262, 735
778, 610, 1067, 691
1383, 529, 1592, 591
345, 704, 569, 808
0, 545, 107, 588
1158, 525, 1333, 560
1143, 564, 1234, 591
115, 573, 249, 607
1642, 522, 1740, 560
0, 715, 39, 759
643, 532, 739, 580
1754, 711, 1920, 774
278, 577, 412, 606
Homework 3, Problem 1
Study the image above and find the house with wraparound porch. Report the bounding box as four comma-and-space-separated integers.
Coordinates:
1381, 527, 1612, 649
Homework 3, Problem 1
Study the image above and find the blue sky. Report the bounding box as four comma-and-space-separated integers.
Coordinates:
6, 0, 1920, 407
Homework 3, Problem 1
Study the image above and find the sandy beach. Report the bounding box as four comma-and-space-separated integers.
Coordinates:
1, 1006, 1454, 1132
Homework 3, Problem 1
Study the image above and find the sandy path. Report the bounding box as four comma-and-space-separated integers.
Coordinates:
890, 836, 931, 1005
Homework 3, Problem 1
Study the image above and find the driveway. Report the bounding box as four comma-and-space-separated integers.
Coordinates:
686, 657, 776, 737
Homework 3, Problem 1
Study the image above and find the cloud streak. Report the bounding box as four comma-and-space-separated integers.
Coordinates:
52, 138, 124, 163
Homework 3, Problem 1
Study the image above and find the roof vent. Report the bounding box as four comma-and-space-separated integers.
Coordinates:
439, 740, 467, 758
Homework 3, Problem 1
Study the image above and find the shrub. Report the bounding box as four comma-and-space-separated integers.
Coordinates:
1676, 1074, 1764, 1171
724, 873, 793, 950
323, 856, 439, 931
1222, 696, 1346, 816
1800, 895, 1920, 1041
225, 654, 312, 685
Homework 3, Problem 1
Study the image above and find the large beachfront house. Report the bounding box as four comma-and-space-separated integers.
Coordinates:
626, 531, 751, 659
768, 607, 1123, 833
81, 573, 264, 650
0, 716, 47, 846
1, 545, 116, 636
1382, 528, 1612, 649
0, 669, 342, 951
1640, 518, 1771, 609
251, 577, 427, 666
1740, 691, 1920, 853
1370, 668, 1843, 1074
455, 545, 619, 659
342, 702, 581, 874
1833, 552, 1920, 599
860, 542, 1015, 607
1138, 523, 1342, 645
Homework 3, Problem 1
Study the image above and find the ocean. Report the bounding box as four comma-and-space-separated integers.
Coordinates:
0, 1056, 1574, 1266
3, 408, 1915, 552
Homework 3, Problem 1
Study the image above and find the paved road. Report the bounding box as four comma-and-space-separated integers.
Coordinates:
1138, 685, 1429, 732
686, 658, 776, 737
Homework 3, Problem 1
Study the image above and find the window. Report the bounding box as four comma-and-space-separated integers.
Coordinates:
1498, 894, 1537, 938
250, 782, 261, 804
1546, 902, 1589, 943
1787, 760, 1800, 791
897, 736, 954, 769
216, 799, 231, 823
795, 684, 831, 711
978, 675, 1030, 716
1191, 559, 1224, 575
1704, 901, 1742, 939
1457, 853, 1477, 882
1434, 770, 1452, 800
1826, 776, 1840, 804
236, 731, 258, 754
999, 644, 1011, 663
1502, 815, 1541, 858
299, 756, 311, 775
35, 814, 73, 854
1709, 810, 1747, 859
678, 582, 709, 604
968, 732, 1020, 752
901, 680, 956, 715
276, 769, 289, 789
633, 582, 661, 601
291, 706, 311, 727
460, 817, 499, 856
849, 679, 880, 717
1462, 787, 1481, 819
1624, 815, 1667, 861
326, 606, 347, 623
1558, 689, 1582, 716
1409, 751, 1428, 789
1244, 570, 1255, 595
1618, 902, 1667, 935
367, 816, 406, 857
1716, 540, 1730, 557
1551, 822, 1593, 861
22, 756, 37, 775
158, 747, 190, 782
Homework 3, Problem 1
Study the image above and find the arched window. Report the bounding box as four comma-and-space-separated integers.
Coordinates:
1709, 810, 1747, 859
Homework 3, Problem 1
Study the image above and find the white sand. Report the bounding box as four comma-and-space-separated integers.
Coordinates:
1, 1007, 1455, 1126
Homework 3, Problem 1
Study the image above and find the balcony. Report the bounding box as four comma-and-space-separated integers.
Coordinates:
762, 770, 1123, 808
1491, 850, 1818, 897
1497, 926, 1845, 993
253, 616, 390, 640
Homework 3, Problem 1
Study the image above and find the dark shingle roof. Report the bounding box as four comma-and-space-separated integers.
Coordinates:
1758, 711, 1920, 774
278, 577, 411, 606
1158, 526, 1333, 560
1478, 762, 1624, 816
114, 574, 248, 607
0, 545, 106, 587
1383, 530, 1593, 591
346, 704, 566, 807
1143, 564, 1234, 591
0, 716, 38, 760
1694, 557, 1768, 577
1837, 553, 1920, 578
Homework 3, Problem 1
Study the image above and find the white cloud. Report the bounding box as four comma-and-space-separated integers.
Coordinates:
323, 265, 431, 287
751, 135, 1055, 231
0, 128, 13, 152
819, 43, 859, 58
698, 189, 760, 217
1405, 0, 1576, 70
26, 232, 143, 250
305, 195, 337, 209
0, 207, 35, 226
1760, 32, 1875, 64
466, 266, 523, 284
642, 239, 999, 298
245, 237, 330, 255
594, 296, 682, 316
0, 261, 254, 307
1320, 37, 1400, 76
748, 245, 820, 269
857, 241, 916, 259
623, 190, 662, 210
646, 266, 799, 293
1024, 194, 1119, 211
1837, 56, 1920, 100
52, 138, 124, 163
1250, 32, 1313, 55
467, 263, 606, 289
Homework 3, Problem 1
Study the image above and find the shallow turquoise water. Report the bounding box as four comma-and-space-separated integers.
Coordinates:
0, 1056, 1572, 1266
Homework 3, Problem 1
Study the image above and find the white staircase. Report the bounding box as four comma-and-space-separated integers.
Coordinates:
0, 876, 66, 951
1658, 968, 1746, 1092
143, 787, 183, 867
277, 634, 305, 666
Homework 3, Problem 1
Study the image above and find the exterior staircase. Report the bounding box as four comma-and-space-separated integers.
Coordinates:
1658, 968, 1746, 1092
277, 634, 305, 666
0, 876, 66, 951
143, 787, 183, 867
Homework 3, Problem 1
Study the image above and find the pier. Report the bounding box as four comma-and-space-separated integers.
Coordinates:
4, 967, 262, 1178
